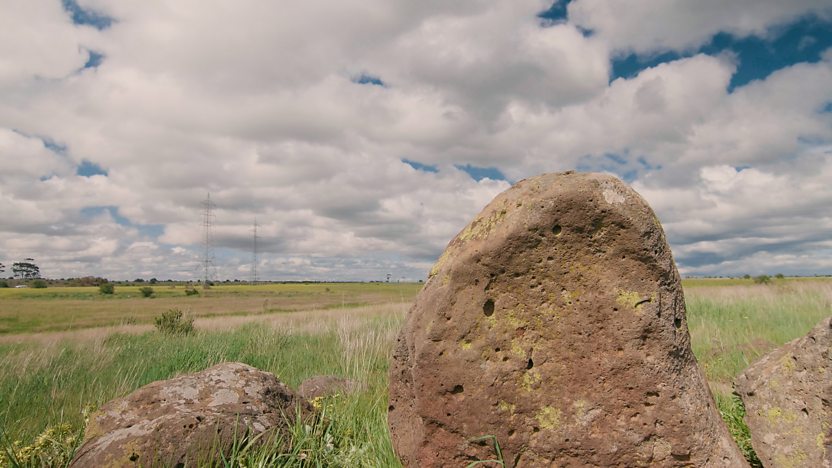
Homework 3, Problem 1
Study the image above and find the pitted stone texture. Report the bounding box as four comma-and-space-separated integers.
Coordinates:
70, 362, 312, 467
736, 316, 832, 468
389, 172, 746, 467
298, 375, 362, 400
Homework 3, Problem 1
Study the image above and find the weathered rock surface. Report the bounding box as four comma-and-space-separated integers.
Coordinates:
389, 172, 747, 467
70, 362, 312, 467
735, 316, 832, 468
298, 375, 362, 400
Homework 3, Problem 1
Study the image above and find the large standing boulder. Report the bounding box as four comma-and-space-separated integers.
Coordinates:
70, 362, 312, 467
389, 172, 746, 467
735, 316, 831, 468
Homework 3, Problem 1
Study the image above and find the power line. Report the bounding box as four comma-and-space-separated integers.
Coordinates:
201, 193, 215, 289
251, 218, 259, 285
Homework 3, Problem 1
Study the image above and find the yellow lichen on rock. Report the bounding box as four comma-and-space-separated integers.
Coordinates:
498, 400, 516, 415
535, 406, 561, 431
520, 369, 541, 392
458, 207, 508, 242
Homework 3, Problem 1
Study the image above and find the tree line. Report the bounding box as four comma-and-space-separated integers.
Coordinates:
0, 258, 40, 279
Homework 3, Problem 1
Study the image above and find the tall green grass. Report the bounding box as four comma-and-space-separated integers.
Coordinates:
686, 281, 831, 384
1, 280, 829, 466
0, 309, 404, 467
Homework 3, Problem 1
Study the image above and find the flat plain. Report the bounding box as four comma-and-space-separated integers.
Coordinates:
0, 278, 828, 466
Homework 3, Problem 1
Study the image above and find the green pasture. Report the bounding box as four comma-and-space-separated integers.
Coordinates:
0, 283, 421, 335
0, 279, 829, 466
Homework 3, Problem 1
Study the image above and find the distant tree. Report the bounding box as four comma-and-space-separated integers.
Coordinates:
149, 278, 158, 284
31, 279, 47, 288
12, 258, 40, 279
139, 286, 154, 298
134, 278, 145, 283
775, 273, 785, 280
742, 274, 751, 280
0, 262, 5, 275
753, 275, 771, 285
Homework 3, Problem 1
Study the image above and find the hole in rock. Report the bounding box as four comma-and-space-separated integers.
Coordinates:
451, 384, 464, 394
674, 318, 682, 328
129, 453, 140, 462
526, 358, 534, 369
508, 429, 515, 437
533, 427, 540, 433
483, 299, 495, 317
495, 347, 501, 352
388, 405, 395, 411
801, 408, 809, 417
552, 224, 562, 236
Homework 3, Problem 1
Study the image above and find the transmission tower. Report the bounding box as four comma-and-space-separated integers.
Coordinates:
251, 218, 259, 285
201, 193, 215, 289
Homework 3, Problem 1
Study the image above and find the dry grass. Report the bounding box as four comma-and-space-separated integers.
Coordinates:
0, 283, 421, 335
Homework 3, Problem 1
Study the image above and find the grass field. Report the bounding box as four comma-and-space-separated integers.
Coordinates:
0, 278, 829, 466
0, 283, 421, 336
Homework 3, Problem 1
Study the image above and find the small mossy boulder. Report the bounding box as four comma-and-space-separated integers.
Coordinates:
70, 362, 313, 467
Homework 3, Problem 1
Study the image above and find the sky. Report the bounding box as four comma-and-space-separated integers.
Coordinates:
0, 0, 831, 281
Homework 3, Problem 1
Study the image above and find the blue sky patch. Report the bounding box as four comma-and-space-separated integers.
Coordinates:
62, 0, 113, 30
42, 138, 67, 154
81, 205, 164, 238
538, 0, 571, 24
455, 164, 507, 182
83, 51, 104, 69
576, 153, 659, 183
820, 102, 832, 113
76, 160, 108, 177
81, 206, 129, 225
353, 73, 386, 87
611, 15, 832, 92
402, 158, 438, 173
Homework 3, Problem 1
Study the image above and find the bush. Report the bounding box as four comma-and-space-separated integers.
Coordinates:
154, 308, 195, 335
753, 275, 771, 285
30, 279, 47, 288
774, 273, 785, 279
0, 280, 8, 288
184, 288, 199, 296
139, 286, 155, 298
99, 283, 115, 295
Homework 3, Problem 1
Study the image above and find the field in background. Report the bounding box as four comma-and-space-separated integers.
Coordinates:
0, 282, 421, 335
0, 278, 829, 465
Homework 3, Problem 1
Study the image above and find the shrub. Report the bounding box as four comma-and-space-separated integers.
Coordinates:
753, 275, 771, 285
154, 308, 195, 335
0, 422, 83, 467
184, 288, 199, 296
30, 279, 48, 288
774, 273, 785, 280
139, 286, 155, 298
0, 280, 8, 288
99, 283, 115, 295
